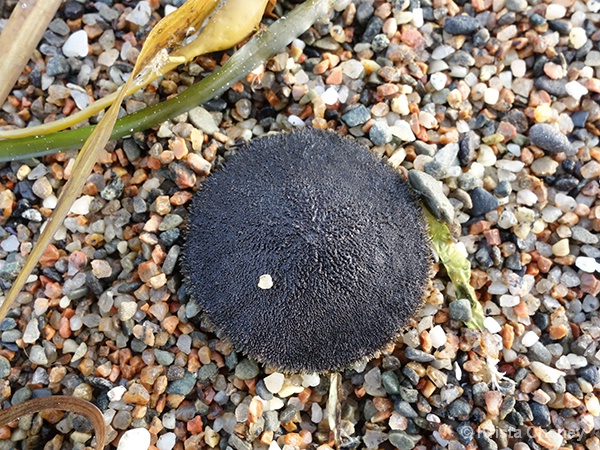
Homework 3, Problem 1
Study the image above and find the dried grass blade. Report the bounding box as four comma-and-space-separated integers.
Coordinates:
0, 75, 131, 324
0, 396, 106, 448
0, 0, 63, 105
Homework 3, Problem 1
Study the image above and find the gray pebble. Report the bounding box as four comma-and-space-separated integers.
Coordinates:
369, 121, 392, 146
469, 187, 499, 216
197, 363, 218, 381
527, 342, 552, 365
381, 371, 400, 395
46, 55, 70, 77
388, 431, 416, 450
228, 435, 252, 450
571, 227, 598, 245
404, 347, 435, 363
529, 123, 577, 155
408, 170, 455, 223
166, 371, 197, 395
505, 0, 527, 12
448, 398, 472, 419
188, 107, 219, 135
444, 15, 481, 35
12, 387, 32, 405
0, 356, 10, 378
154, 349, 175, 366
449, 299, 473, 322
342, 105, 371, 127
235, 358, 259, 380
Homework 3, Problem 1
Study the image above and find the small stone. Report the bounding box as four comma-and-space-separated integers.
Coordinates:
444, 15, 480, 35
408, 170, 455, 223
117, 428, 151, 450
580, 160, 600, 179
469, 187, 499, 216
530, 362, 565, 383
62, 30, 88, 58
545, 4, 566, 20
531, 157, 558, 176
450, 299, 472, 322
118, 302, 138, 321
32, 177, 53, 199
342, 105, 371, 127
91, 260, 112, 278
264, 373, 285, 394
369, 121, 392, 145
551, 239, 570, 257
189, 107, 219, 134
430, 325, 447, 348
389, 431, 416, 449
570, 27, 587, 49
236, 359, 259, 380
529, 124, 576, 155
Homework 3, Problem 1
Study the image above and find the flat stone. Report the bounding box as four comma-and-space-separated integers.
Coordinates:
408, 170, 455, 223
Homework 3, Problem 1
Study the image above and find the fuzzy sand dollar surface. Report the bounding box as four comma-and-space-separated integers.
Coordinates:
182, 128, 431, 372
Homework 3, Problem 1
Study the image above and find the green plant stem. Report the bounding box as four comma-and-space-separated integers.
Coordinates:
0, 0, 334, 163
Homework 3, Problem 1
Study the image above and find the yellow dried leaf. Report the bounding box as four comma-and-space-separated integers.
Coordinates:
173, 0, 270, 59
134, 0, 219, 74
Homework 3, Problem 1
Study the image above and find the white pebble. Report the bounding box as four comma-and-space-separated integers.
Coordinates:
484, 88, 499, 105
499, 295, 520, 307
545, 4, 566, 20
430, 325, 447, 348
311, 403, 323, 423
0, 235, 19, 252
576, 257, 600, 273
301, 372, 321, 387
516, 189, 538, 206
287, 115, 305, 127
62, 30, 89, 58
565, 81, 588, 101
321, 87, 339, 105
484, 317, 502, 334
521, 331, 539, 347
258, 274, 273, 290
126, 1, 152, 26
510, 60, 526, 78
391, 120, 416, 142
108, 386, 127, 402
69, 195, 93, 215
430, 72, 447, 91
117, 428, 151, 450
530, 361, 565, 383
412, 8, 424, 27
264, 372, 285, 394
156, 433, 176, 450
570, 27, 587, 50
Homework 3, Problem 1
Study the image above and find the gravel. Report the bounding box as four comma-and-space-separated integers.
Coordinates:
1, 0, 600, 449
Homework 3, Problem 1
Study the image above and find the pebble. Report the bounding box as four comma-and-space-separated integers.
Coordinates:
264, 373, 285, 394
469, 187, 499, 216
530, 362, 565, 383
408, 170, 455, 223
62, 30, 88, 58
529, 124, 577, 155
188, 107, 219, 134
444, 15, 480, 35
342, 105, 371, 127
449, 299, 473, 322
235, 359, 259, 380
117, 428, 151, 450
369, 121, 392, 145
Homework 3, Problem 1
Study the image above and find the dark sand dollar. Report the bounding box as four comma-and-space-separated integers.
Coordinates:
182, 128, 431, 373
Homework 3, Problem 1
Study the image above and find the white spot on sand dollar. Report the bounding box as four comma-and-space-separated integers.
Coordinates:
258, 274, 273, 290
